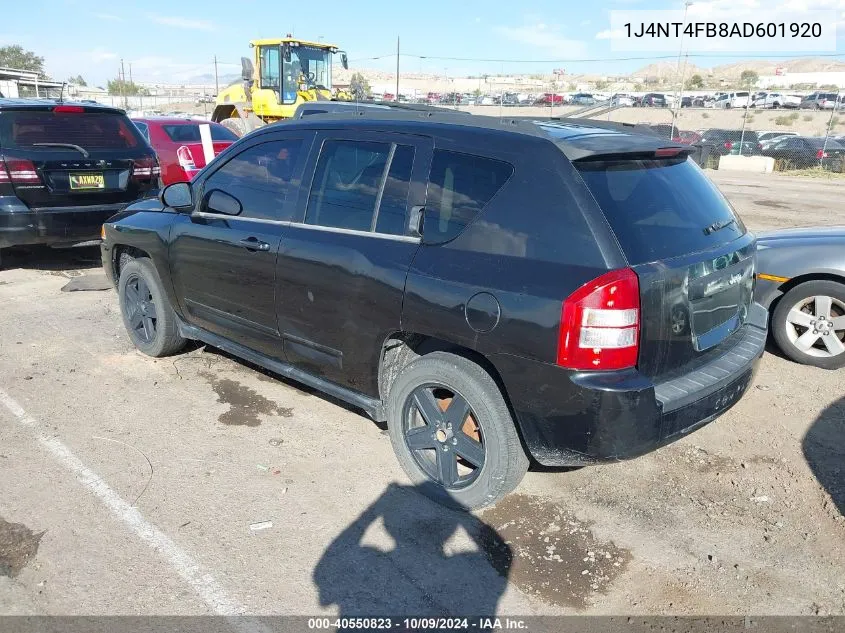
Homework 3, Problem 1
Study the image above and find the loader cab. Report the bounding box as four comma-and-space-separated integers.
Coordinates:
254, 38, 346, 106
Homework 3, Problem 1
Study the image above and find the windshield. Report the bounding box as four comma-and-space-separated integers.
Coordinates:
282, 44, 332, 104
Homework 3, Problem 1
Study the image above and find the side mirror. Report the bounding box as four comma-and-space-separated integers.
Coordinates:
205, 189, 242, 216
161, 182, 193, 210
340, 52, 349, 70
240, 57, 253, 81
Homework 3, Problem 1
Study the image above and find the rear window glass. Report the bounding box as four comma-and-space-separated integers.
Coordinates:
162, 124, 237, 143
425, 150, 513, 243
0, 111, 142, 149
808, 138, 844, 149
577, 158, 745, 265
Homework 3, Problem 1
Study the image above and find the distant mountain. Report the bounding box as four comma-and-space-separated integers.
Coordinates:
634, 57, 845, 80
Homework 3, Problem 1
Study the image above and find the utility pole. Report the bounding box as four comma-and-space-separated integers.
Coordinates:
129, 62, 133, 85
214, 55, 219, 96
119, 60, 126, 109
671, 1, 693, 139
395, 37, 400, 102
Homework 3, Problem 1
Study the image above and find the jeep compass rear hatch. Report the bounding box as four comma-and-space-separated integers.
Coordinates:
575, 153, 755, 382
0, 105, 159, 208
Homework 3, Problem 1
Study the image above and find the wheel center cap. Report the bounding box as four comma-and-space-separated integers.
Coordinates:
435, 428, 451, 443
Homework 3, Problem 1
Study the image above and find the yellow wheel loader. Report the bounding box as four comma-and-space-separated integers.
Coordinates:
212, 37, 350, 136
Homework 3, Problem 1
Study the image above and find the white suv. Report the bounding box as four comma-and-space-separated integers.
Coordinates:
715, 91, 750, 109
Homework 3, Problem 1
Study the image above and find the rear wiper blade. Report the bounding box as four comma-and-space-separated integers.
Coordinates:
703, 218, 736, 235
31, 143, 90, 158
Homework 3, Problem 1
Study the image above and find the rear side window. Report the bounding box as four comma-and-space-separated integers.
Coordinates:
425, 150, 513, 242
306, 140, 391, 232
133, 120, 150, 141
162, 124, 237, 143
305, 139, 417, 236
0, 111, 142, 149
577, 158, 745, 265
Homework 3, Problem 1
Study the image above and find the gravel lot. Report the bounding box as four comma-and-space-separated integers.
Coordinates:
0, 171, 843, 617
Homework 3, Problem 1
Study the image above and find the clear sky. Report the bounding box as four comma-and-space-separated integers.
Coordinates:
2, 0, 843, 85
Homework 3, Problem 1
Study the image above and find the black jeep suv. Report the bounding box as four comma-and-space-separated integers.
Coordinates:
101, 114, 767, 509
0, 100, 159, 266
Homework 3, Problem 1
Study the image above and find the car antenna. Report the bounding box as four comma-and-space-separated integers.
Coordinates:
59, 81, 66, 103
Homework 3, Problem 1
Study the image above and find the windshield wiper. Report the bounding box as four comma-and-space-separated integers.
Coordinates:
31, 143, 90, 158
703, 218, 736, 235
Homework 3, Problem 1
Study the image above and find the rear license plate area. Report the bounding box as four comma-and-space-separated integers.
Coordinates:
69, 172, 105, 190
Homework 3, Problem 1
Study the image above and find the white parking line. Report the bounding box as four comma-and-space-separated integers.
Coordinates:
0, 387, 244, 616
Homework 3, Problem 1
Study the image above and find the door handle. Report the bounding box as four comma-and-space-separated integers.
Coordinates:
238, 237, 271, 252
408, 205, 425, 238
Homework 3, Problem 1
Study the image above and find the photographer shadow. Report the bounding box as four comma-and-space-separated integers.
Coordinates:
313, 482, 512, 619
803, 395, 845, 517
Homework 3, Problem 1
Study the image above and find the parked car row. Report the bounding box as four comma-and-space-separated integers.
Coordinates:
5, 96, 844, 512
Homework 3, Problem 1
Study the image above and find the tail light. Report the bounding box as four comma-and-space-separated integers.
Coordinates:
758, 143, 763, 151
0, 157, 40, 184
53, 105, 85, 113
817, 149, 828, 159
557, 268, 640, 371
132, 156, 160, 181
176, 146, 196, 171
724, 141, 733, 150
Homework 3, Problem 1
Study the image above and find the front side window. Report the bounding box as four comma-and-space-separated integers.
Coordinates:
202, 139, 304, 221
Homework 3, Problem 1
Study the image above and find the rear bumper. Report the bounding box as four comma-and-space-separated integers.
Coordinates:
0, 197, 127, 249
493, 303, 768, 467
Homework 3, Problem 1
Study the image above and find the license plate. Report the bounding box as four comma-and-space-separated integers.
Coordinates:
69, 173, 104, 190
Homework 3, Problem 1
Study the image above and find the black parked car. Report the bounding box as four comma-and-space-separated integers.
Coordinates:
761, 136, 845, 171
699, 129, 762, 156
101, 115, 766, 509
640, 93, 667, 107
0, 100, 159, 267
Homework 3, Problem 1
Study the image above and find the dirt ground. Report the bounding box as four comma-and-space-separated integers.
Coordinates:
0, 171, 843, 617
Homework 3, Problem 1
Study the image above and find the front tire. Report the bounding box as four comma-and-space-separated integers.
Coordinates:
386, 352, 528, 510
118, 257, 186, 357
772, 280, 845, 370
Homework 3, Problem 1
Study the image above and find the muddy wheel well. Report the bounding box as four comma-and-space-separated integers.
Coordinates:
377, 333, 509, 403
113, 245, 150, 280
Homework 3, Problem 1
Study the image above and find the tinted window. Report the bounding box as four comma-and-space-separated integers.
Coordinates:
0, 111, 142, 149
203, 139, 303, 220
306, 139, 390, 231
425, 150, 513, 243
162, 124, 238, 143
375, 144, 415, 235
577, 158, 745, 265
133, 120, 150, 141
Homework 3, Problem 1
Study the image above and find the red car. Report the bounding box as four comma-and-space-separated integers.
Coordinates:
131, 117, 237, 185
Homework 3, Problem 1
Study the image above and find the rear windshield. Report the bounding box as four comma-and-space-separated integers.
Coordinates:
0, 110, 143, 149
808, 138, 845, 149
703, 130, 759, 142
577, 157, 745, 265
162, 124, 237, 143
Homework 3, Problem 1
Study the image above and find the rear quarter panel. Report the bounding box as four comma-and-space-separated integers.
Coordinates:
755, 235, 845, 308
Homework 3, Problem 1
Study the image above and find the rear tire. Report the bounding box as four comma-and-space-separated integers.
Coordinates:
386, 351, 529, 510
118, 257, 186, 357
772, 280, 845, 370
220, 117, 249, 138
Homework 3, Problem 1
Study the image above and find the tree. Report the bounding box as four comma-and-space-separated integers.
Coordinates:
686, 74, 704, 90
740, 70, 759, 87
349, 72, 371, 100
107, 78, 149, 96
594, 80, 609, 90
0, 45, 48, 78
67, 74, 87, 86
